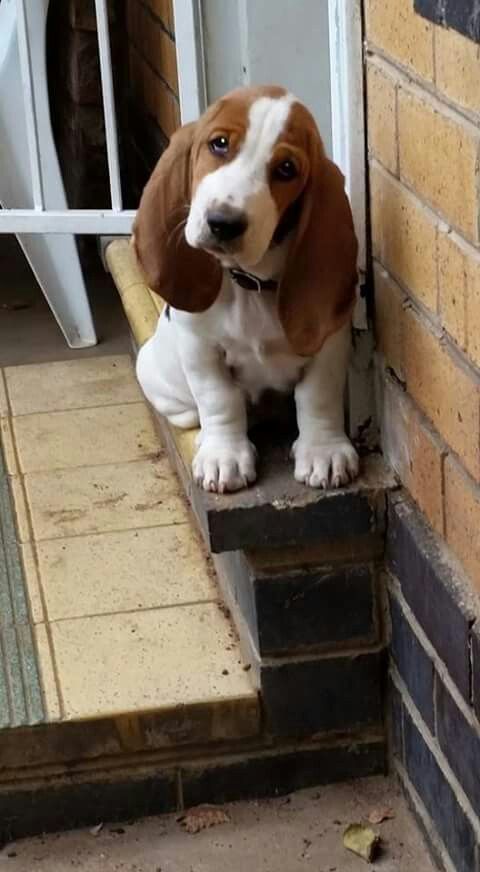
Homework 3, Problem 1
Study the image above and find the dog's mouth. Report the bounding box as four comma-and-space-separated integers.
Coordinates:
200, 237, 246, 266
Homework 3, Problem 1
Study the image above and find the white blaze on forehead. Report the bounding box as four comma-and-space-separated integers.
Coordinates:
235, 93, 296, 180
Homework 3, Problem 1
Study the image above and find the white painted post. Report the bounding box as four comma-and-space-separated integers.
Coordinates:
15, 0, 44, 210
329, 0, 367, 328
172, 0, 206, 122
94, 0, 123, 210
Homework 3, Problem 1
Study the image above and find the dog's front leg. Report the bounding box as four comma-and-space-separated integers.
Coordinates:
178, 331, 256, 494
292, 323, 359, 489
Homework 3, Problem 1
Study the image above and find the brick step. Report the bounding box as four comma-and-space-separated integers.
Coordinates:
158, 411, 394, 554
215, 544, 386, 739
0, 727, 384, 844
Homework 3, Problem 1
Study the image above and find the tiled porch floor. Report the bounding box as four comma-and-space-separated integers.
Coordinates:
0, 354, 256, 726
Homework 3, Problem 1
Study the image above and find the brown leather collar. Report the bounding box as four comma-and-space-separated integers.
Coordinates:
229, 268, 278, 292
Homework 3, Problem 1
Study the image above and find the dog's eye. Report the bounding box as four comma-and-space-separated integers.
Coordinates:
209, 136, 229, 156
273, 159, 298, 181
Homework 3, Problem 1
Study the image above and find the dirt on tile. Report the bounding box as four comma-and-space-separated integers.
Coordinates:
0, 778, 437, 872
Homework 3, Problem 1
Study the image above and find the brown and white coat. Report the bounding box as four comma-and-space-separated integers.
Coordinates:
134, 85, 359, 493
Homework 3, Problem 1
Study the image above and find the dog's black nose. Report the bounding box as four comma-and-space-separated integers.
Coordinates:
207, 210, 247, 242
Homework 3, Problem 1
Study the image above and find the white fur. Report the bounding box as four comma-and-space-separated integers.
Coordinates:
136, 94, 358, 493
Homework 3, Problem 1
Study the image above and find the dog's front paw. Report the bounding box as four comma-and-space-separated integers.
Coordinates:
193, 438, 257, 494
292, 437, 359, 489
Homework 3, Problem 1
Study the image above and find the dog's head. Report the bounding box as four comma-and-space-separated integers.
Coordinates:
133, 85, 358, 356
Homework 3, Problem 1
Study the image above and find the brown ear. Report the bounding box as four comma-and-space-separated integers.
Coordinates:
278, 148, 358, 357
133, 122, 222, 312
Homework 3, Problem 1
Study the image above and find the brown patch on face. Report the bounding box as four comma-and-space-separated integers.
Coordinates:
267, 102, 322, 234
190, 86, 289, 196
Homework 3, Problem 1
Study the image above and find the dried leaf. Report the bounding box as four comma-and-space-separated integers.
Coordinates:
178, 804, 231, 835
343, 823, 381, 863
368, 806, 395, 825
89, 823, 104, 837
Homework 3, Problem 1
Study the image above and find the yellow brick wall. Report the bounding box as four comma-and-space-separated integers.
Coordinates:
126, 0, 180, 140
367, 0, 480, 593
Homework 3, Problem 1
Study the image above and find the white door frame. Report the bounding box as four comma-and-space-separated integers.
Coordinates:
173, 0, 367, 329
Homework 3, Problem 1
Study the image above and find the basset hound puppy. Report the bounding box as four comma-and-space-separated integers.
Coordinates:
134, 85, 359, 494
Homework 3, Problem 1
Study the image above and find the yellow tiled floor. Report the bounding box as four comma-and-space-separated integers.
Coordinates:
12, 404, 159, 472
0, 355, 255, 723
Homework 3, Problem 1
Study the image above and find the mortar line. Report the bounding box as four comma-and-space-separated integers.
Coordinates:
366, 43, 480, 130
388, 576, 480, 735
391, 667, 480, 839
395, 761, 457, 872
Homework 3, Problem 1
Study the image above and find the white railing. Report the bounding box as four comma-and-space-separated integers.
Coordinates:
0, 0, 136, 235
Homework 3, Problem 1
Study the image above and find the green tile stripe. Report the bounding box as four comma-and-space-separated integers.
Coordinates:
0, 442, 45, 728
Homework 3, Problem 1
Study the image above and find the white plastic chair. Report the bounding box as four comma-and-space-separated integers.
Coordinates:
0, 0, 97, 348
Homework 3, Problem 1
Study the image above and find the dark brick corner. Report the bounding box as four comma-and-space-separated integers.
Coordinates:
414, 0, 480, 43
389, 593, 435, 732
386, 494, 475, 702
436, 675, 480, 820
472, 626, 480, 722
403, 708, 477, 872
262, 650, 384, 738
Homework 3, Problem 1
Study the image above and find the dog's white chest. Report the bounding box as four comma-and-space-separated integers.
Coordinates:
219, 288, 305, 400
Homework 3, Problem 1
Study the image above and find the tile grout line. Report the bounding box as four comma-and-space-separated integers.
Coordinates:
43, 597, 221, 626
19, 519, 192, 545
29, 538, 66, 721
8, 398, 145, 418
26, 518, 192, 545
9, 400, 148, 420
5, 405, 67, 720
15, 454, 172, 477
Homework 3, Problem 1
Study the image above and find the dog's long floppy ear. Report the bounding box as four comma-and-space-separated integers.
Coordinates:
133, 122, 222, 311
278, 137, 358, 357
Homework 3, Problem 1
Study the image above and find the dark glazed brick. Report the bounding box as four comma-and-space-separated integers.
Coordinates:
403, 709, 476, 872
415, 0, 480, 42
181, 740, 386, 806
388, 679, 404, 761
436, 677, 480, 819
208, 490, 377, 554
255, 564, 377, 656
472, 627, 480, 721
445, 0, 480, 42
399, 779, 454, 872
262, 651, 383, 737
387, 497, 472, 701
0, 772, 177, 843
414, 0, 443, 25
389, 594, 435, 731
218, 550, 378, 657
